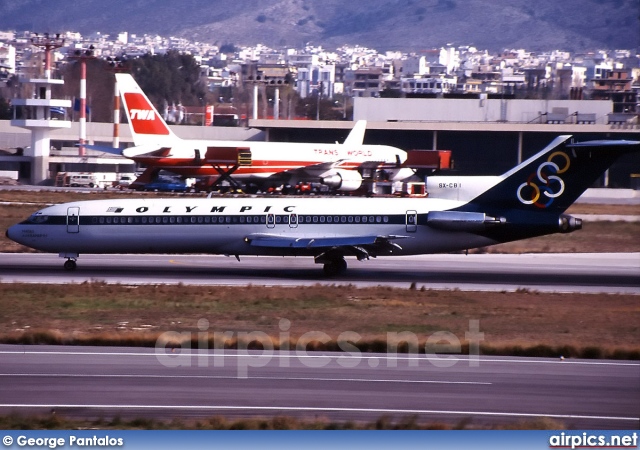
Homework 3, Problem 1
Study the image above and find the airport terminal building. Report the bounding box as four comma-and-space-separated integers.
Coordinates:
0, 95, 639, 189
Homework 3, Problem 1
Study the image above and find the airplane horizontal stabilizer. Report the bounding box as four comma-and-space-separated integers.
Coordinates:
76, 144, 123, 155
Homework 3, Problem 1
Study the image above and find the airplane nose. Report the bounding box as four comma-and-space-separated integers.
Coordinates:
6, 225, 20, 244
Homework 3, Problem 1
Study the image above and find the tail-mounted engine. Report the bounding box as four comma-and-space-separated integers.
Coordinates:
558, 214, 582, 233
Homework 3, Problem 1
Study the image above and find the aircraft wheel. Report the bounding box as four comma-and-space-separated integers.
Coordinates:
323, 258, 347, 277
63, 259, 77, 271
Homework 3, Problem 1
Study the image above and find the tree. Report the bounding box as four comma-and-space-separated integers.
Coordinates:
0, 97, 11, 120
58, 58, 114, 123
128, 51, 209, 113
295, 95, 345, 120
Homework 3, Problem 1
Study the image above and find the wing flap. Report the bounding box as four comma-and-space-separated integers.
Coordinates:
246, 234, 411, 252
246, 234, 380, 249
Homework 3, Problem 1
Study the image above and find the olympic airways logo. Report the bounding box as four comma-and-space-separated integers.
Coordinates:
517, 151, 571, 208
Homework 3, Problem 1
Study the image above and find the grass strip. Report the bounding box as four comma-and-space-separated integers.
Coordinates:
1, 283, 638, 360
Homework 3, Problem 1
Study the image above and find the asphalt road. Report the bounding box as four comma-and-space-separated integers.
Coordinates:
0, 345, 637, 429
0, 253, 638, 294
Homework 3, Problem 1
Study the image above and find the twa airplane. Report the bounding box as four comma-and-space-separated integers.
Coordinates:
7, 136, 638, 275
112, 73, 410, 192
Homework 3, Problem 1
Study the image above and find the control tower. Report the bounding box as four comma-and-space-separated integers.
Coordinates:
10, 33, 71, 184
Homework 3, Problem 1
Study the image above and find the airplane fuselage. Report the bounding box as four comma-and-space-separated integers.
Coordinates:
8, 197, 500, 257
127, 141, 408, 180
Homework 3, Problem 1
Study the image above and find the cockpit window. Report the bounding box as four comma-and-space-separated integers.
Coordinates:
28, 214, 49, 224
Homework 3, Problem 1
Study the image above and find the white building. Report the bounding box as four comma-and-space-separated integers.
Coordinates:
400, 75, 457, 95
0, 43, 16, 74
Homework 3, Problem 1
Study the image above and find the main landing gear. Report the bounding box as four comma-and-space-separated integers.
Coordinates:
322, 258, 347, 277
60, 253, 78, 271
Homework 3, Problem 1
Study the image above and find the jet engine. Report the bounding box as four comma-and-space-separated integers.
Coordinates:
321, 170, 363, 192
558, 215, 582, 233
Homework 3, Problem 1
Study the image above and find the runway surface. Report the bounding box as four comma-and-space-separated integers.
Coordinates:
0, 345, 637, 429
0, 253, 638, 294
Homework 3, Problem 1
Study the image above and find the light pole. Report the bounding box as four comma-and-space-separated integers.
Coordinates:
106, 57, 127, 149
68, 46, 96, 157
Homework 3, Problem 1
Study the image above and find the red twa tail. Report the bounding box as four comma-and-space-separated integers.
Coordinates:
115, 73, 179, 145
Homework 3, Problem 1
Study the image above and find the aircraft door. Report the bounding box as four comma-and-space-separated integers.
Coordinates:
266, 213, 275, 229
406, 210, 417, 232
67, 207, 80, 233
289, 213, 298, 228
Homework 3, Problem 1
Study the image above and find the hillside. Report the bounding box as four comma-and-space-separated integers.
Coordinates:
0, 0, 638, 52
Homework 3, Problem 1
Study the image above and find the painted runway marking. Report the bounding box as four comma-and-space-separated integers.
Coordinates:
1, 350, 638, 367
0, 373, 490, 385
0, 404, 636, 422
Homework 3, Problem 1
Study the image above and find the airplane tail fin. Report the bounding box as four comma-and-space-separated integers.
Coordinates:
343, 120, 367, 146
115, 73, 180, 146
461, 135, 640, 214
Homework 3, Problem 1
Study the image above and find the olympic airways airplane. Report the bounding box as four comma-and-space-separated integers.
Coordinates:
6, 135, 639, 275
103, 73, 412, 192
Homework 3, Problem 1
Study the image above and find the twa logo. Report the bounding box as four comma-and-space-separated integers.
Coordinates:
123, 92, 171, 136
130, 109, 155, 120
516, 151, 571, 208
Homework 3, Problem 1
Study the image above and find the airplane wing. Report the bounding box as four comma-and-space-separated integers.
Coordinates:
285, 160, 347, 177
280, 159, 394, 178
245, 233, 411, 260
76, 144, 123, 155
